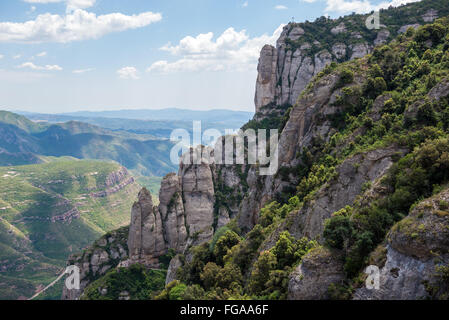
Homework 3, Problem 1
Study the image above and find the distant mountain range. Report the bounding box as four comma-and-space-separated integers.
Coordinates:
60, 108, 253, 122
16, 109, 253, 139
0, 111, 176, 176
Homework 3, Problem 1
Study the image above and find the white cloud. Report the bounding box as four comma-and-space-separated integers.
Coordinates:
36, 51, 47, 57
18, 61, 62, 71
0, 54, 3, 59
117, 66, 139, 79
0, 9, 162, 43
13, 54, 22, 59
73, 67, 94, 74
148, 25, 285, 74
242, 1, 249, 8
66, 0, 96, 12
325, 0, 374, 13
275, 5, 288, 10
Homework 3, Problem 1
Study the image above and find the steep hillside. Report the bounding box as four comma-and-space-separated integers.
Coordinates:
62, 0, 449, 301
172, 15, 449, 300
0, 158, 141, 299
0, 112, 176, 176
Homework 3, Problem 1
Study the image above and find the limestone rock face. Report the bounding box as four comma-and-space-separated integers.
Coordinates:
254, 23, 334, 113
428, 77, 449, 100
331, 22, 346, 35
354, 246, 444, 300
179, 147, 215, 244
255, 45, 278, 113
165, 254, 183, 286
62, 227, 129, 300
158, 173, 187, 252
350, 43, 372, 59
332, 43, 347, 60
126, 146, 217, 269
253, 21, 386, 116
398, 23, 421, 34
354, 188, 449, 300
128, 188, 166, 267
374, 29, 390, 46
288, 247, 345, 300
422, 9, 438, 22
291, 147, 404, 240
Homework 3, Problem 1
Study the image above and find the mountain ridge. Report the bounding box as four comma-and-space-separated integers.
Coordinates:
64, 0, 449, 300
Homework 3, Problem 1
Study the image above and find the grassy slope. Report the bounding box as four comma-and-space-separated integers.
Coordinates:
0, 158, 141, 299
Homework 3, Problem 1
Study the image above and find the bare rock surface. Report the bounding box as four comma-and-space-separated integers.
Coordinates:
354, 188, 449, 300
288, 247, 345, 300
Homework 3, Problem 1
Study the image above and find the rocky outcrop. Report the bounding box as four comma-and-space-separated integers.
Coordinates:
255, 45, 278, 114
128, 188, 166, 267
331, 22, 346, 35
422, 9, 438, 22
126, 146, 217, 268
292, 147, 405, 240
350, 43, 372, 59
165, 255, 183, 286
239, 72, 350, 231
62, 227, 129, 300
374, 29, 390, 46
428, 77, 449, 100
239, 4, 444, 233
288, 247, 345, 300
254, 4, 440, 115
158, 173, 188, 252
254, 24, 374, 113
179, 147, 215, 245
398, 24, 421, 34
354, 188, 449, 300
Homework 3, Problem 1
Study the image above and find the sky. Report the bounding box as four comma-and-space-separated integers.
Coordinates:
0, 0, 419, 113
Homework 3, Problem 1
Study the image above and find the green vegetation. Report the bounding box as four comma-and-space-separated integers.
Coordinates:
425, 264, 449, 299
0, 158, 141, 299
283, 0, 449, 61
82, 264, 166, 300
161, 194, 316, 300
320, 16, 449, 279
158, 14, 449, 301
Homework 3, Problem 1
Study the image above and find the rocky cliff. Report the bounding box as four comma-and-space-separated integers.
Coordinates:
67, 0, 449, 300
254, 6, 443, 115
237, 1, 448, 234
62, 227, 129, 300
127, 146, 219, 268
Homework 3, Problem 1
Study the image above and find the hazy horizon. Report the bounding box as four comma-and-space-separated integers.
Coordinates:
5, 106, 256, 115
